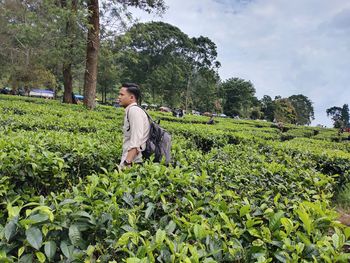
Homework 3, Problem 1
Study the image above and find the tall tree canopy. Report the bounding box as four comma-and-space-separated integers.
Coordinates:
114, 21, 220, 108
0, 0, 167, 107
274, 98, 297, 124
260, 95, 275, 122
341, 104, 350, 128
221, 77, 256, 118
327, 104, 350, 128
82, 0, 167, 108
288, 94, 314, 125
1, 1, 58, 92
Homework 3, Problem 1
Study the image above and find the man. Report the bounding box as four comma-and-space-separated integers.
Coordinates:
118, 83, 150, 169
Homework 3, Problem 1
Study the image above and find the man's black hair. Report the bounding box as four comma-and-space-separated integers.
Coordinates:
122, 83, 140, 102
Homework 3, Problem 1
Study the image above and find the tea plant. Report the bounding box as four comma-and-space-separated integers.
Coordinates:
1, 95, 350, 262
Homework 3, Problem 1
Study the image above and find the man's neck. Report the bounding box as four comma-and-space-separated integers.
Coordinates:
125, 102, 137, 109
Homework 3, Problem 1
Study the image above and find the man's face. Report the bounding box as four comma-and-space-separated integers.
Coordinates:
118, 87, 133, 108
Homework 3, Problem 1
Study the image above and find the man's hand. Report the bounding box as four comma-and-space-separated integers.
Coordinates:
126, 148, 139, 163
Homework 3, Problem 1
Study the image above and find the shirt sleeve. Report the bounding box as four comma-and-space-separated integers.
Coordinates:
127, 107, 147, 152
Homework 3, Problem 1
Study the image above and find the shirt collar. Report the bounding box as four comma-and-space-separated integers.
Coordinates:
125, 102, 138, 111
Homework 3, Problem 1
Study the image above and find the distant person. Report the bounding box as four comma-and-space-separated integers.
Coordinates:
207, 116, 215, 125
277, 122, 284, 131
72, 92, 78, 104
118, 83, 150, 169
172, 109, 180, 117
338, 127, 344, 136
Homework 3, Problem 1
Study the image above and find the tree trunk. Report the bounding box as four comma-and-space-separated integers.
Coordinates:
185, 72, 192, 112
83, 0, 99, 109
63, 63, 73, 103
61, 0, 77, 104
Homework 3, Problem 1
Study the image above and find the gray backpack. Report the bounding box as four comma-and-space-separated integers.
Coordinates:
128, 106, 172, 165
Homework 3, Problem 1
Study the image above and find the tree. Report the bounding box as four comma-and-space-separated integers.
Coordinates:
274, 98, 297, 124
82, 0, 167, 109
114, 21, 192, 105
341, 104, 349, 128
221, 78, 256, 118
327, 104, 349, 128
114, 21, 220, 108
83, 0, 100, 109
260, 95, 275, 122
0, 0, 166, 107
97, 39, 121, 103
0, 0, 86, 98
191, 68, 220, 112
185, 36, 220, 111
288, 94, 314, 125
60, 0, 85, 104
0, 1, 59, 92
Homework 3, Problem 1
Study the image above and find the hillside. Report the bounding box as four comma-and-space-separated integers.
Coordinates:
1, 94, 350, 262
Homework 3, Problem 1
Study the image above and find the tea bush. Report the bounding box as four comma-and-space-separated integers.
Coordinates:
1, 95, 350, 262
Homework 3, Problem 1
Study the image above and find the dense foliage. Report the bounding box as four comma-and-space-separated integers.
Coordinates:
326, 104, 350, 129
0, 1, 316, 123
1, 95, 350, 262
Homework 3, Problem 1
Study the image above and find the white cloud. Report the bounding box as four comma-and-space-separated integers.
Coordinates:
132, 0, 350, 127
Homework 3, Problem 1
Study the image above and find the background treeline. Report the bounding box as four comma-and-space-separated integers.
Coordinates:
1, 0, 346, 126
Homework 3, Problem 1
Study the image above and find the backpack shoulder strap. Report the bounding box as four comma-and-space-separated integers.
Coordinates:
126, 105, 153, 123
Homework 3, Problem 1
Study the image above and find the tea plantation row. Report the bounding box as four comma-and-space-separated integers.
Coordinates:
1, 95, 350, 262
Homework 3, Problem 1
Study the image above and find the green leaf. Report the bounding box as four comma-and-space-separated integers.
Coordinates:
219, 212, 237, 233
332, 233, 341, 250
302, 244, 319, 259
296, 205, 312, 235
7, 203, 21, 220
334, 253, 350, 262
4, 220, 16, 242
240, 204, 251, 217
188, 244, 199, 263
274, 251, 288, 263
343, 227, 350, 240
69, 224, 81, 246
269, 211, 284, 232
126, 258, 141, 263
248, 228, 261, 238
128, 213, 137, 227
26, 227, 42, 250
156, 229, 166, 245
219, 212, 230, 225
86, 245, 95, 257
117, 232, 138, 247
44, 241, 56, 260
332, 228, 345, 250
71, 211, 92, 220
297, 231, 311, 245
35, 251, 46, 263
145, 203, 155, 219
0, 225, 3, 240
18, 246, 25, 258
27, 213, 49, 224
60, 241, 73, 259
123, 193, 134, 207
203, 258, 217, 263
273, 193, 281, 206
31, 206, 54, 222
193, 224, 206, 239
165, 220, 176, 234
19, 254, 33, 263
280, 218, 293, 235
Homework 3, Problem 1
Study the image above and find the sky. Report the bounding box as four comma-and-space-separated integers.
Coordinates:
132, 0, 350, 127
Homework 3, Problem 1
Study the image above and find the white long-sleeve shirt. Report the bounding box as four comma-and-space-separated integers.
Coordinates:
120, 103, 150, 165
